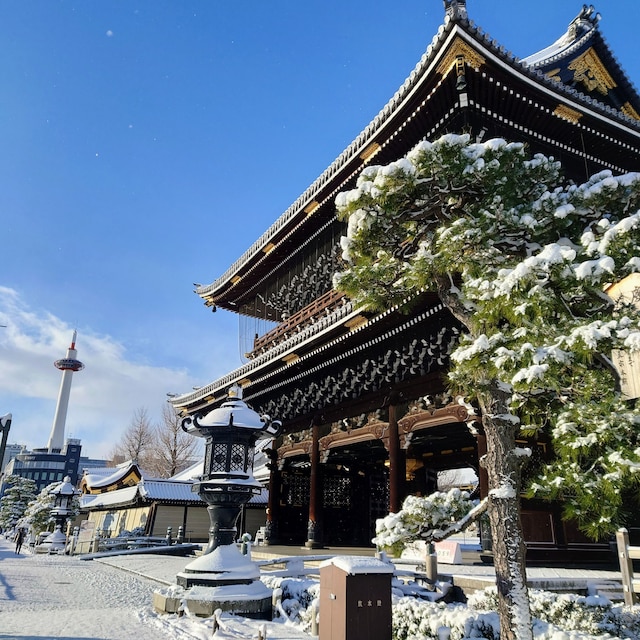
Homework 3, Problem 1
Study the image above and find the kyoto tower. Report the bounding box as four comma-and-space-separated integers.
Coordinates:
47, 331, 84, 453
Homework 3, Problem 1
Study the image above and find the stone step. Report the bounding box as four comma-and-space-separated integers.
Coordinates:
588, 581, 625, 602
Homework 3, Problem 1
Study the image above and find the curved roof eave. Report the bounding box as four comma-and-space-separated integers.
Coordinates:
195, 11, 640, 303
170, 291, 443, 414
521, 8, 598, 68
522, 11, 640, 112
83, 461, 141, 490
193, 14, 459, 301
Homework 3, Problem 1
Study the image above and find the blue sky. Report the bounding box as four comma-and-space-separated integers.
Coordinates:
1, 1, 639, 458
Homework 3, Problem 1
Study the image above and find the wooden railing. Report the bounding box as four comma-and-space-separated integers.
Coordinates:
250, 289, 346, 356
616, 527, 640, 605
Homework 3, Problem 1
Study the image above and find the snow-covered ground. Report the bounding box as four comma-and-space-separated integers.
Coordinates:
2, 535, 639, 639
0, 536, 304, 640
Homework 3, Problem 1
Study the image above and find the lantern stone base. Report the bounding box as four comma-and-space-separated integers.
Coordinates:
176, 543, 261, 587
154, 543, 272, 619
38, 527, 67, 553
153, 582, 272, 619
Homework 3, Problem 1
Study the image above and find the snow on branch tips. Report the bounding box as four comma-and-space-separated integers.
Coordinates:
373, 489, 485, 557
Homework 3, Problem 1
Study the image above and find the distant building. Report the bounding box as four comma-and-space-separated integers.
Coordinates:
2, 438, 82, 493
0, 438, 112, 497
79, 455, 112, 473
1, 443, 27, 475
0, 332, 107, 496
78, 455, 270, 544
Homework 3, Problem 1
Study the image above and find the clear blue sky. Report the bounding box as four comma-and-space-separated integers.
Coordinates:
1, 1, 639, 458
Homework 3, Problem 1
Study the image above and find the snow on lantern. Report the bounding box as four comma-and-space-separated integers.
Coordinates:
169, 384, 281, 619
43, 476, 79, 553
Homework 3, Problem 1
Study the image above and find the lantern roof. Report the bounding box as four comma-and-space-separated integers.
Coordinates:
187, 385, 280, 435
199, 399, 266, 430
49, 475, 79, 497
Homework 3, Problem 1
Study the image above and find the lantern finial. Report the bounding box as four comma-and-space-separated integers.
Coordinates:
228, 384, 243, 400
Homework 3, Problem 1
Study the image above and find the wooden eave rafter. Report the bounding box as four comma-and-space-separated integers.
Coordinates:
276, 406, 475, 462
319, 420, 389, 452
279, 443, 311, 459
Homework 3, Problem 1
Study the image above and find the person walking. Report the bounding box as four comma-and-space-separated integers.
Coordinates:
14, 528, 25, 554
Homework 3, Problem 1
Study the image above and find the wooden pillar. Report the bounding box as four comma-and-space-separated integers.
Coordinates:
264, 439, 281, 545
306, 416, 324, 548
387, 400, 405, 514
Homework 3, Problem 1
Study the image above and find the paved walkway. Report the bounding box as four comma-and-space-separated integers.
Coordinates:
0, 537, 179, 640
94, 538, 624, 598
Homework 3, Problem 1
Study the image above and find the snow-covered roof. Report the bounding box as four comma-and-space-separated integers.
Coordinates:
80, 485, 140, 509
248, 486, 268, 505
522, 8, 598, 67
82, 460, 141, 492
521, 6, 640, 117
320, 556, 395, 575
80, 477, 268, 510
253, 438, 271, 484
139, 480, 201, 502
168, 460, 203, 481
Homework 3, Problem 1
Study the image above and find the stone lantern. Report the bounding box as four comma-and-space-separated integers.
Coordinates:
171, 384, 281, 618
43, 476, 79, 553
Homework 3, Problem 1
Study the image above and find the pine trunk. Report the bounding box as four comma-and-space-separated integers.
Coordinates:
480, 384, 533, 640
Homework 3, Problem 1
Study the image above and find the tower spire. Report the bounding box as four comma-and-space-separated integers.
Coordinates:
47, 331, 84, 453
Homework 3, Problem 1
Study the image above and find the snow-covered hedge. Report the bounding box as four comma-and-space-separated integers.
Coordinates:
260, 575, 640, 640
394, 587, 640, 640
260, 575, 319, 633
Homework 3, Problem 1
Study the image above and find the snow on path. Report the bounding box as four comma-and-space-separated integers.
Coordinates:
0, 537, 197, 639
0, 536, 310, 640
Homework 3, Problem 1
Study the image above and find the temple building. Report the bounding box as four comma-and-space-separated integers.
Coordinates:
170, 2, 640, 561
77, 458, 269, 544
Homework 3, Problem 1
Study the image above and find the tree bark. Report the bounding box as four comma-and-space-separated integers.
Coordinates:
479, 381, 533, 640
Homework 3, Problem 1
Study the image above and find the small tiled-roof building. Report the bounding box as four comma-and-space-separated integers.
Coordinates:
78, 460, 268, 544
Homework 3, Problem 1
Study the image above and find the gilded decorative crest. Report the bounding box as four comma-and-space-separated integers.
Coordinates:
545, 68, 562, 83
436, 37, 486, 77
568, 47, 616, 95
553, 104, 583, 124
621, 102, 640, 121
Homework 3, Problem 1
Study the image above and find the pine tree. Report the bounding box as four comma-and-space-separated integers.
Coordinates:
0, 475, 38, 530
334, 133, 640, 640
